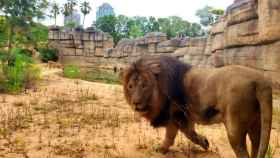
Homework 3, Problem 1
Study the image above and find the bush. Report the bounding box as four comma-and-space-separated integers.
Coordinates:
63, 65, 81, 79
0, 49, 41, 93
11, 48, 33, 57
82, 70, 120, 84
38, 48, 58, 63
0, 50, 8, 62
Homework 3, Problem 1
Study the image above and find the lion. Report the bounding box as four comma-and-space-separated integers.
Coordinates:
120, 55, 272, 158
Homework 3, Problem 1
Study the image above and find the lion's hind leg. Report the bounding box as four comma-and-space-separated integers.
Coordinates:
248, 118, 261, 158
226, 124, 249, 158
225, 108, 250, 158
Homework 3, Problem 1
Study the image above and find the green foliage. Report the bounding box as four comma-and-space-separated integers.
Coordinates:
65, 21, 78, 29
196, 6, 225, 27
95, 15, 205, 44
62, 0, 78, 28
82, 70, 120, 84
0, 16, 8, 46
0, 50, 9, 62
9, 48, 33, 62
0, 48, 41, 93
37, 48, 58, 63
28, 23, 49, 47
0, 0, 48, 50
62, 66, 120, 84
128, 24, 144, 38
50, 2, 60, 26
96, 15, 117, 34
80, 1, 91, 27
1, 0, 48, 21
95, 15, 119, 44
63, 65, 81, 79
210, 9, 225, 16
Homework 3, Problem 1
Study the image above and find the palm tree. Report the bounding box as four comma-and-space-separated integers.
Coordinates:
50, 2, 60, 26
80, 1, 91, 28
67, 0, 77, 19
61, 3, 70, 17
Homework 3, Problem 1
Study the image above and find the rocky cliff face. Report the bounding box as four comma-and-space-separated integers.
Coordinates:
172, 0, 280, 89
207, 0, 280, 89
48, 27, 114, 67
48, 0, 280, 89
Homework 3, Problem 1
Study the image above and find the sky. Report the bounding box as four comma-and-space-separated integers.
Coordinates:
44, 0, 234, 27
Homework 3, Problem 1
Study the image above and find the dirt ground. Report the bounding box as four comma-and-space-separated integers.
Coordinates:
0, 66, 279, 158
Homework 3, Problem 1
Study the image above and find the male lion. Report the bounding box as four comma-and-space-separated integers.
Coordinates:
121, 55, 272, 158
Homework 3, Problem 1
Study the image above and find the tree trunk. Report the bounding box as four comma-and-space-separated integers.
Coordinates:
55, 15, 57, 26
7, 24, 14, 53
83, 14, 86, 28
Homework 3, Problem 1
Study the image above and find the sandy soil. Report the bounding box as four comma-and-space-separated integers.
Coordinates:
0, 66, 279, 158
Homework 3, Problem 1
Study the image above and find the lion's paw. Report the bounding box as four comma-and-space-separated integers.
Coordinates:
156, 146, 169, 154
199, 136, 209, 150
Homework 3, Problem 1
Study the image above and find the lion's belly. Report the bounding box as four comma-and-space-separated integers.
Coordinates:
188, 103, 223, 125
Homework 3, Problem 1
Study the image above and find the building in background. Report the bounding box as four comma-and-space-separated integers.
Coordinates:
64, 10, 81, 27
96, 3, 115, 20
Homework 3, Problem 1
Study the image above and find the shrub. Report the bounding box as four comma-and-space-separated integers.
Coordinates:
0, 49, 41, 93
37, 48, 59, 63
82, 70, 120, 84
0, 50, 8, 62
11, 48, 33, 57
63, 65, 81, 79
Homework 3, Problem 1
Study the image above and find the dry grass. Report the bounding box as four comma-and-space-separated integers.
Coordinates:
0, 70, 279, 158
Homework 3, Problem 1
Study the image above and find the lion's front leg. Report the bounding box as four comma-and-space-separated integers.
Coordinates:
179, 122, 209, 150
159, 122, 178, 154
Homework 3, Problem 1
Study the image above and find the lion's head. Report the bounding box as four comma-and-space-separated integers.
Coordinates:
120, 56, 192, 126
121, 57, 163, 120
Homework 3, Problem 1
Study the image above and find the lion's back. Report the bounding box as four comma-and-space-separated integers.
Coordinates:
216, 65, 269, 84
213, 65, 271, 103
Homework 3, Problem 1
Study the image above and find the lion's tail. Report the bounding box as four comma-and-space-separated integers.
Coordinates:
256, 80, 272, 158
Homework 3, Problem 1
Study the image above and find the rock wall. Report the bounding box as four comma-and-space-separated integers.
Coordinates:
207, 0, 280, 89
48, 0, 280, 89
48, 27, 114, 68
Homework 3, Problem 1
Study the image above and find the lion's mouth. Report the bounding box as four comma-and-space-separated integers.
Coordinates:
135, 106, 149, 113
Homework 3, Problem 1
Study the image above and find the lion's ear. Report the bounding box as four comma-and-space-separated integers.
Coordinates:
119, 65, 133, 84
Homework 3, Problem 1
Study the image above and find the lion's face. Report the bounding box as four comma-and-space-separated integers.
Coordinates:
121, 57, 165, 120
124, 71, 156, 114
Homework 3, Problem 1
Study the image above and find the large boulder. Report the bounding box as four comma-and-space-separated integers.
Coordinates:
157, 38, 187, 53
258, 0, 280, 42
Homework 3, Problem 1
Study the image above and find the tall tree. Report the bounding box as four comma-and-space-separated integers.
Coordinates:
61, 3, 71, 17
147, 16, 160, 32
67, 0, 77, 19
196, 6, 224, 27
127, 20, 144, 38
62, 0, 78, 28
95, 15, 118, 44
50, 2, 60, 26
0, 0, 48, 51
115, 15, 130, 39
0, 0, 4, 9
158, 17, 173, 38
80, 1, 91, 28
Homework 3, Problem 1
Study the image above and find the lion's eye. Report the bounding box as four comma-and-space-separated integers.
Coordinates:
142, 84, 146, 88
